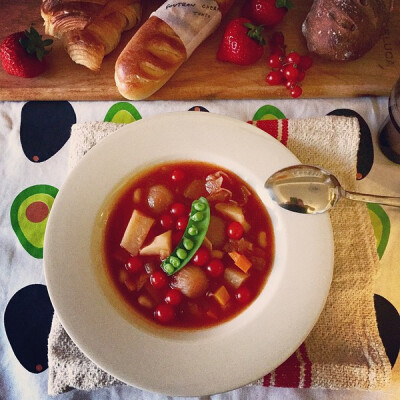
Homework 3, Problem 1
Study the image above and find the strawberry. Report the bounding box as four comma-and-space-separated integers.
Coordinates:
0, 26, 53, 78
217, 18, 265, 66
242, 0, 293, 27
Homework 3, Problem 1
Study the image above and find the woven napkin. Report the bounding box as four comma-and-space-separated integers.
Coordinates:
47, 116, 392, 395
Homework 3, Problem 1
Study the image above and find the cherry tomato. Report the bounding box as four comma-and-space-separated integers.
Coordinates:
227, 221, 244, 240
283, 65, 299, 82
206, 259, 224, 278
176, 216, 189, 231
192, 247, 210, 267
171, 169, 185, 182
172, 230, 184, 246
290, 85, 303, 98
170, 202, 186, 217
154, 303, 175, 323
150, 271, 168, 289
165, 288, 183, 306
160, 214, 174, 229
125, 256, 143, 273
299, 55, 313, 71
266, 70, 283, 86
286, 51, 301, 65
267, 54, 283, 69
235, 286, 251, 304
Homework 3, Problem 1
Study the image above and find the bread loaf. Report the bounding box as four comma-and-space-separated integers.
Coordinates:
115, 0, 235, 100
41, 0, 142, 71
302, 0, 389, 61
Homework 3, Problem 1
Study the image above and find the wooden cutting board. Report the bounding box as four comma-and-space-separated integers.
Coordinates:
0, 0, 399, 101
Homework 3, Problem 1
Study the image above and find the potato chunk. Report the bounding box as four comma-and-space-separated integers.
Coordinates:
215, 202, 250, 232
139, 230, 172, 259
120, 210, 155, 256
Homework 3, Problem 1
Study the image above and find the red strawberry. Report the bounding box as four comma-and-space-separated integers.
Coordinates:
217, 18, 265, 66
242, 0, 293, 27
0, 27, 53, 78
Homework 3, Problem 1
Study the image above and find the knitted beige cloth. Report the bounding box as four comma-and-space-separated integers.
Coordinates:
47, 116, 391, 395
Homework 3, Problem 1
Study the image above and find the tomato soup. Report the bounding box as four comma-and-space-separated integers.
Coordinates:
103, 161, 274, 329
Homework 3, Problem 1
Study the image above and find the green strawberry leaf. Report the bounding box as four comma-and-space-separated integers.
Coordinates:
244, 23, 266, 46
19, 26, 53, 61
276, 0, 294, 9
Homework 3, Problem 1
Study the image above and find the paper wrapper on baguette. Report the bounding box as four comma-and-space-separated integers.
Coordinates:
115, 0, 235, 100
41, 0, 142, 71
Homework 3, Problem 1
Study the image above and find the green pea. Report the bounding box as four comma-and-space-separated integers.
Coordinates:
183, 237, 194, 250
163, 264, 174, 274
194, 201, 205, 211
169, 256, 181, 268
176, 248, 187, 260
191, 212, 204, 221
188, 225, 198, 236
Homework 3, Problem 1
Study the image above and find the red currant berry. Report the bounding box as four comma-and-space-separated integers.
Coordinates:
285, 80, 296, 90
270, 32, 285, 47
267, 54, 283, 69
289, 85, 303, 98
266, 70, 284, 86
172, 230, 184, 246
176, 216, 189, 231
170, 202, 186, 217
154, 303, 175, 323
299, 55, 313, 71
125, 256, 143, 273
283, 65, 299, 82
235, 286, 251, 304
192, 247, 210, 267
150, 271, 168, 289
269, 45, 285, 57
206, 259, 224, 278
296, 69, 306, 82
171, 169, 185, 182
165, 288, 183, 306
227, 221, 244, 240
160, 214, 174, 229
286, 51, 301, 65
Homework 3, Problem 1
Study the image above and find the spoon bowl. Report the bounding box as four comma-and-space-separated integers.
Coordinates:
266, 165, 400, 214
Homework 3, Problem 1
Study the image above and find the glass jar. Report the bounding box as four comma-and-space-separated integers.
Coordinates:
378, 78, 400, 163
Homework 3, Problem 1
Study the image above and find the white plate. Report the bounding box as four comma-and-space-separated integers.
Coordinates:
44, 112, 334, 396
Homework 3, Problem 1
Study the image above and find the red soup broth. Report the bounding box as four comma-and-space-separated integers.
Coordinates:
103, 161, 274, 329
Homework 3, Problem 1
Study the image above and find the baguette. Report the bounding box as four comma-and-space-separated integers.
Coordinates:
115, 0, 235, 100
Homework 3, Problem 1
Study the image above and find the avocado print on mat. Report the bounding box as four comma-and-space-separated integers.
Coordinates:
188, 106, 209, 112
252, 105, 286, 120
367, 203, 390, 260
10, 185, 58, 258
327, 109, 373, 180
374, 294, 400, 368
20, 101, 76, 163
4, 284, 54, 373
104, 102, 142, 123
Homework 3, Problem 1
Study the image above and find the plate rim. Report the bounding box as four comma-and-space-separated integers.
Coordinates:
44, 111, 334, 396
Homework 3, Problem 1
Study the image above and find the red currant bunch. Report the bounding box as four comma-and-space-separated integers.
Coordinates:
265, 32, 313, 99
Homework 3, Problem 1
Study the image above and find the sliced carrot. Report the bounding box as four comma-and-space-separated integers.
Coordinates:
228, 251, 252, 273
213, 285, 231, 307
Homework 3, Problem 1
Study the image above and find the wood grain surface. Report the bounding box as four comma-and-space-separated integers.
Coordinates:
0, 0, 399, 101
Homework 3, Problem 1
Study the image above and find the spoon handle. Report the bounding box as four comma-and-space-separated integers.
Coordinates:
343, 190, 400, 207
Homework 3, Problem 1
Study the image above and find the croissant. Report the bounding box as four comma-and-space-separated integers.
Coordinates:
41, 0, 142, 71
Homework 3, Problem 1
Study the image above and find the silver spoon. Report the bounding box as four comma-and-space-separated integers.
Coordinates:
265, 164, 400, 214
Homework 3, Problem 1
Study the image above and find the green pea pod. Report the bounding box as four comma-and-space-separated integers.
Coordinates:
161, 197, 210, 275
